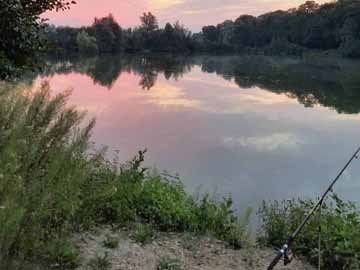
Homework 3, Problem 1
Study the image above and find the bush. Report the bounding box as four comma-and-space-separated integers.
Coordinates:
44, 239, 80, 269
132, 223, 156, 245
157, 257, 182, 270
0, 83, 95, 260
88, 252, 111, 270
258, 194, 360, 270
103, 235, 119, 249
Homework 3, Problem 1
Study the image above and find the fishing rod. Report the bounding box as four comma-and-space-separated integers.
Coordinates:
267, 146, 360, 270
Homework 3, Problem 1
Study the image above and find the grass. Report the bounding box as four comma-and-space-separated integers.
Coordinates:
132, 223, 157, 245
0, 82, 250, 266
103, 235, 119, 249
157, 257, 182, 270
45, 239, 80, 269
258, 194, 360, 270
88, 252, 111, 270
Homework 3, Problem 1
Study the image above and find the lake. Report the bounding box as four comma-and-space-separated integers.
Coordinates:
33, 54, 360, 212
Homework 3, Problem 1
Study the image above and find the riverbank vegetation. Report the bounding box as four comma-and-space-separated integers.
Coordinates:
258, 196, 360, 270
0, 83, 250, 267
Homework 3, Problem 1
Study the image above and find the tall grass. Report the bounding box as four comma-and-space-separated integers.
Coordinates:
0, 82, 249, 266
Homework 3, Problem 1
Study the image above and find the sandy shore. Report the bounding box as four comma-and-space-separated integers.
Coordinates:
74, 226, 315, 270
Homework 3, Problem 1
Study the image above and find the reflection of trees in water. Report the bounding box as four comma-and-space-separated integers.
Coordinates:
200, 56, 360, 114
41, 54, 360, 114
42, 54, 196, 90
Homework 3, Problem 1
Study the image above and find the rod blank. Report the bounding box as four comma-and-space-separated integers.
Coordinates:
267, 146, 360, 270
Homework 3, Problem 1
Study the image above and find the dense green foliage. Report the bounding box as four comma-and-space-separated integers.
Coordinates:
200, 0, 360, 56
157, 257, 182, 270
0, 0, 76, 79
44, 1, 360, 58
46, 13, 194, 55
258, 195, 360, 270
0, 82, 95, 263
0, 82, 248, 266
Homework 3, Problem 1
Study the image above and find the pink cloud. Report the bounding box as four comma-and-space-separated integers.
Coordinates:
43, 0, 149, 27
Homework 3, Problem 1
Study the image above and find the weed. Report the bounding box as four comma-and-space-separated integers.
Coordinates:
180, 233, 197, 251
157, 257, 182, 270
132, 223, 156, 245
103, 235, 119, 249
45, 239, 80, 269
88, 252, 111, 270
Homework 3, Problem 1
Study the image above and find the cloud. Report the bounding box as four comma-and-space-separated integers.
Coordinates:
223, 133, 302, 152
139, 82, 201, 109
44, 0, 333, 31
150, 0, 185, 10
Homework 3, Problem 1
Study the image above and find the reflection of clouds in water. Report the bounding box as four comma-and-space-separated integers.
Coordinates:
183, 71, 239, 89
139, 82, 201, 109
331, 114, 360, 121
222, 87, 297, 105
197, 87, 298, 115
147, 74, 298, 114
223, 133, 302, 152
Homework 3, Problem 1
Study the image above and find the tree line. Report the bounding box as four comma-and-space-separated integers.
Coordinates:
45, 12, 194, 55
198, 0, 360, 57
1, 0, 360, 79
44, 1, 360, 58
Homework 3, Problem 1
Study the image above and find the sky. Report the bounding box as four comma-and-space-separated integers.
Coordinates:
44, 0, 333, 31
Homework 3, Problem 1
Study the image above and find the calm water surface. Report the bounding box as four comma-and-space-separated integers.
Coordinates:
34, 55, 360, 211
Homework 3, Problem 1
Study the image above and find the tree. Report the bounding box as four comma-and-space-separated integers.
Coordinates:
140, 12, 158, 32
202, 25, 219, 42
298, 1, 320, 13
231, 15, 258, 49
339, 37, 360, 58
0, 0, 76, 77
76, 30, 98, 54
165, 23, 174, 37
92, 14, 122, 53
20, 0, 76, 16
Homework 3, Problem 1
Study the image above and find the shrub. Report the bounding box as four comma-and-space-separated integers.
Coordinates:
44, 239, 80, 269
132, 223, 156, 245
103, 235, 119, 249
0, 83, 95, 260
157, 257, 182, 270
88, 252, 111, 270
258, 194, 360, 270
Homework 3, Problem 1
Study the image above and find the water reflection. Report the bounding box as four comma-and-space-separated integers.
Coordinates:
33, 54, 360, 211
40, 54, 360, 113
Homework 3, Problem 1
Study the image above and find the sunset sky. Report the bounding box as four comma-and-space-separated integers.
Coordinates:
45, 0, 332, 31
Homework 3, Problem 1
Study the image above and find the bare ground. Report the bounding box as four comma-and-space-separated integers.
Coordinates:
73, 226, 315, 270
